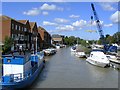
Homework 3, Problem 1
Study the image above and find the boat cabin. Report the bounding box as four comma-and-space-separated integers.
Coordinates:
2, 53, 39, 83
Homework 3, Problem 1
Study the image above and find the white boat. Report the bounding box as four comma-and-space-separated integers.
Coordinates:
56, 44, 60, 49
117, 46, 120, 51
86, 51, 110, 67
43, 48, 56, 56
71, 46, 76, 52
106, 55, 120, 64
75, 51, 86, 58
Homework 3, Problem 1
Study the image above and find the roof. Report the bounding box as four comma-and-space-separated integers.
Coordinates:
29, 22, 36, 29
52, 38, 62, 41
38, 26, 44, 30
0, 15, 13, 21
38, 26, 47, 32
18, 20, 28, 24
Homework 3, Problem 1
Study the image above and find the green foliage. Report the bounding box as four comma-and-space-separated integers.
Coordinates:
80, 40, 87, 46
63, 36, 95, 46
3, 36, 13, 54
113, 32, 120, 44
98, 32, 120, 45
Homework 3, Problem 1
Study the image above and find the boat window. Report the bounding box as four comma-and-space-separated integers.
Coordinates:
7, 59, 11, 63
91, 54, 93, 57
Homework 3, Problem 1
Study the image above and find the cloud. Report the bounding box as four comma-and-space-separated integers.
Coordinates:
56, 25, 75, 32
23, 8, 40, 16
104, 24, 113, 27
100, 3, 116, 11
54, 18, 69, 23
88, 20, 104, 26
110, 11, 120, 23
48, 25, 76, 33
40, 3, 56, 10
69, 15, 80, 18
42, 11, 49, 15
43, 21, 57, 26
23, 3, 63, 16
48, 30, 58, 33
40, 3, 63, 11
72, 20, 87, 28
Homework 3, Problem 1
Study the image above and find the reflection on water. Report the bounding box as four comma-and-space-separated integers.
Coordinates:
30, 47, 118, 88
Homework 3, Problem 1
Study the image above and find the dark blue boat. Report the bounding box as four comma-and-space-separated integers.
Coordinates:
0, 51, 45, 89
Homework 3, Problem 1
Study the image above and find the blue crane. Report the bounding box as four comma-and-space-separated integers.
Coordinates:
91, 3, 117, 53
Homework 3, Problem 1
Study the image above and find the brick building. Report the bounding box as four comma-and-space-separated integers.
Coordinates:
38, 26, 51, 49
0, 15, 31, 50
29, 22, 38, 50
29, 22, 43, 50
0, 15, 51, 51
18, 20, 31, 50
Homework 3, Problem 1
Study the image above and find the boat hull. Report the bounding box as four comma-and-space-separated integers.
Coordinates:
1, 61, 45, 89
75, 52, 86, 58
56, 46, 60, 49
86, 58, 109, 67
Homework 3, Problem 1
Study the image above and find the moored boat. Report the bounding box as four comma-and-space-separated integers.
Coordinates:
0, 51, 45, 89
106, 55, 120, 64
43, 48, 57, 56
56, 44, 60, 49
71, 46, 76, 52
75, 50, 86, 58
86, 50, 110, 67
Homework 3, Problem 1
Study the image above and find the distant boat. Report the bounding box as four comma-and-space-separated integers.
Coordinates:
75, 51, 86, 58
56, 44, 60, 49
75, 46, 86, 58
86, 50, 110, 67
1, 51, 45, 89
43, 48, 57, 56
106, 55, 120, 64
117, 45, 120, 51
71, 46, 76, 52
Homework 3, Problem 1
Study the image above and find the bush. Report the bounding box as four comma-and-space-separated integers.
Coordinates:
3, 36, 13, 54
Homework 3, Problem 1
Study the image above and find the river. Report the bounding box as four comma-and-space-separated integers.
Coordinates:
30, 47, 119, 88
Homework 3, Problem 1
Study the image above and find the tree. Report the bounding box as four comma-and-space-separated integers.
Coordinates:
3, 36, 14, 54
63, 36, 68, 45
80, 40, 87, 46
113, 32, 120, 44
97, 39, 102, 45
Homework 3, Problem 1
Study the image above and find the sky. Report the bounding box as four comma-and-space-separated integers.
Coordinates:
1, 1, 120, 40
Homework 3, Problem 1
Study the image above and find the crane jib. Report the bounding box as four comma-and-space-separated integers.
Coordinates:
91, 3, 117, 53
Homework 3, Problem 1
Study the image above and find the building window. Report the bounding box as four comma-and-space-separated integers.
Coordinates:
19, 26, 21, 30
12, 23, 14, 29
15, 25, 17, 30
24, 28, 27, 32
11, 34, 14, 38
17, 25, 19, 30
22, 27, 24, 31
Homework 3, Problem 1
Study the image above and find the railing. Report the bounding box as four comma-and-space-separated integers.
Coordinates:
1, 64, 38, 83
